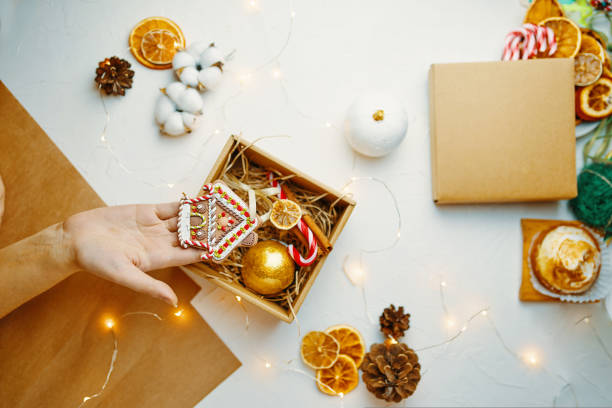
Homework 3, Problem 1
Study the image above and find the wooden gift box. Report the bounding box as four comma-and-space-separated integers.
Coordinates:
180, 135, 356, 322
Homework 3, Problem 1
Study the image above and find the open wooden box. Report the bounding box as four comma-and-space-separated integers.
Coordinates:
180, 135, 356, 322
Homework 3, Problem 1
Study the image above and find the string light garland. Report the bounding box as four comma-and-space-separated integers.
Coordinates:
78, 309, 184, 407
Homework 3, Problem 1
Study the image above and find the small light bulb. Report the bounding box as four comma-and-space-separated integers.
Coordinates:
105, 319, 115, 329
440, 281, 447, 287
83, 396, 90, 402
396, 231, 401, 238
446, 318, 455, 328
174, 309, 184, 317
584, 317, 590, 323
214, 129, 221, 134
249, 0, 256, 7
100, 135, 107, 143
325, 122, 332, 128
272, 69, 281, 78
524, 352, 538, 366
461, 325, 467, 332
167, 183, 175, 188
481, 310, 488, 316
236, 295, 242, 302
291, 10, 296, 17
265, 361, 271, 368
339, 392, 344, 399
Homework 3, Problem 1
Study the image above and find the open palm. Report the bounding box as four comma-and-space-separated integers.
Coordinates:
63, 202, 202, 306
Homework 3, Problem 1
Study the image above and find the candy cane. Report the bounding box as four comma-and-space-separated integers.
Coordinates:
502, 24, 557, 61
268, 173, 319, 267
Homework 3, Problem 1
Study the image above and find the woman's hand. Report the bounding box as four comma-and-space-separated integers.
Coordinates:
63, 203, 202, 306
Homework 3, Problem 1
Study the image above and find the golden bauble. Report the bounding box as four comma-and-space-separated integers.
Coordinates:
241, 241, 295, 295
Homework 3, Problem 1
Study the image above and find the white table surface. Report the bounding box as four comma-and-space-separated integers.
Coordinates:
2, 0, 611, 406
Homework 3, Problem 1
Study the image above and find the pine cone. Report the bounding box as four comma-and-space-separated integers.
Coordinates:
379, 304, 410, 339
361, 342, 421, 402
95, 57, 134, 96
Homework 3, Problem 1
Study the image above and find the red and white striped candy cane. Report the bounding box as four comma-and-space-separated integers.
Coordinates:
268, 173, 319, 267
502, 23, 557, 61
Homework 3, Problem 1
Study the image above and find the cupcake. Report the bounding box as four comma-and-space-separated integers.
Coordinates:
530, 225, 601, 295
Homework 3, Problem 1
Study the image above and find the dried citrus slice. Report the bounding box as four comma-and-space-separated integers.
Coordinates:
270, 199, 302, 230
576, 77, 612, 120
325, 325, 366, 368
129, 17, 185, 70
300, 331, 340, 369
575, 53, 603, 86
579, 35, 606, 62
316, 354, 359, 396
540, 17, 581, 58
524, 0, 565, 25
140, 29, 180, 65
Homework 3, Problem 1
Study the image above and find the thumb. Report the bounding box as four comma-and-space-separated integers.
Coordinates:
111, 262, 178, 307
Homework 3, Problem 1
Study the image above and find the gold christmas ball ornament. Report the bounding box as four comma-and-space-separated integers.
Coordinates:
241, 241, 295, 295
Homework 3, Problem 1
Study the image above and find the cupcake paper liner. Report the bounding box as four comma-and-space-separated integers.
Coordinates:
528, 228, 612, 303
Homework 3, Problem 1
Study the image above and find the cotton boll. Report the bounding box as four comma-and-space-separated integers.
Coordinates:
199, 46, 224, 67
179, 66, 199, 88
181, 112, 200, 131
198, 66, 222, 90
154, 95, 175, 124
187, 41, 209, 57
172, 51, 196, 71
163, 112, 186, 136
165, 82, 187, 105
177, 88, 203, 113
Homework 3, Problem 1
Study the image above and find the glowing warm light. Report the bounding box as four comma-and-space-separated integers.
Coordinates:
397, 231, 401, 238
584, 317, 590, 323
100, 135, 107, 142
339, 392, 344, 399
214, 129, 221, 134
461, 325, 467, 332
291, 10, 296, 17
325, 122, 332, 128
446, 318, 455, 328
167, 183, 175, 188
265, 361, 271, 368
105, 318, 115, 329
236, 295, 242, 302
174, 309, 184, 317
481, 310, 488, 316
524, 352, 539, 366
249, 0, 257, 7
239, 73, 252, 84
83, 396, 91, 402
343, 255, 366, 286
272, 69, 281, 78
440, 281, 447, 287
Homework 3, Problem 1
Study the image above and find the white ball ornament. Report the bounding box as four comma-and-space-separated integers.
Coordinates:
155, 82, 203, 136
172, 42, 224, 91
344, 92, 408, 157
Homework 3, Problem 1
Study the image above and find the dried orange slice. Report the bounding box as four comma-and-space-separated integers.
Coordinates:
579, 35, 606, 62
575, 53, 603, 86
140, 29, 180, 65
270, 199, 302, 230
540, 17, 581, 58
316, 354, 359, 396
129, 17, 185, 70
325, 325, 366, 368
524, 0, 565, 25
300, 331, 340, 369
576, 77, 612, 120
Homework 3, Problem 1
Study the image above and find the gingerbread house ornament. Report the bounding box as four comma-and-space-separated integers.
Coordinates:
178, 181, 259, 261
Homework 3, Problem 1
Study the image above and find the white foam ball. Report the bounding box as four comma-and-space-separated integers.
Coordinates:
344, 92, 408, 157
163, 112, 186, 136
198, 66, 222, 90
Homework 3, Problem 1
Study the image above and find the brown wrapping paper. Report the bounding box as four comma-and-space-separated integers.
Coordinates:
0, 81, 240, 406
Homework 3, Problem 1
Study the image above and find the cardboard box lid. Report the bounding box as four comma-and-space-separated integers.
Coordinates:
429, 59, 577, 204
0, 81, 240, 407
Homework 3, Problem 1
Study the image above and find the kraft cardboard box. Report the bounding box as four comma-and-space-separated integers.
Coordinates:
429, 59, 577, 204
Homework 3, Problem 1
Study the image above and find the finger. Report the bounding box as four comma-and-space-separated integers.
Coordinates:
155, 202, 180, 220
110, 262, 178, 307
165, 216, 179, 233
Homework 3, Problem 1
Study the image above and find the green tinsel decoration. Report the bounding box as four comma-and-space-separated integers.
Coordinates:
570, 162, 612, 239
